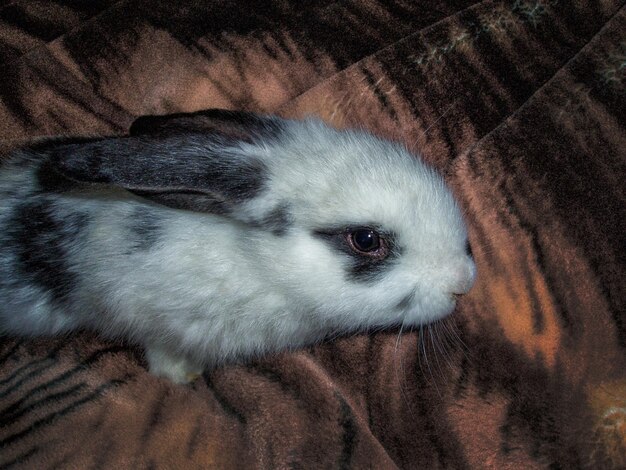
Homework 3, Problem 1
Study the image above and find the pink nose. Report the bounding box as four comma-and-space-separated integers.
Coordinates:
449, 260, 476, 295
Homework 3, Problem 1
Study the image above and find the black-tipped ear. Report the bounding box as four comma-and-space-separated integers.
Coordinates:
129, 109, 283, 143
46, 134, 268, 214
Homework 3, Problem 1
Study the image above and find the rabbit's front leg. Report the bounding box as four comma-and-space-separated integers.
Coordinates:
144, 344, 203, 383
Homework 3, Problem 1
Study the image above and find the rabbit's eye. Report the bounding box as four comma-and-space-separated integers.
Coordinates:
314, 226, 396, 279
350, 229, 379, 252
347, 229, 389, 257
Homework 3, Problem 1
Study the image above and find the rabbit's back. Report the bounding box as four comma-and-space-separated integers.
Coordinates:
0, 151, 291, 361
0, 152, 86, 335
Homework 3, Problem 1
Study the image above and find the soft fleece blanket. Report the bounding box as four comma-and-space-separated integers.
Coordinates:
0, 1, 625, 468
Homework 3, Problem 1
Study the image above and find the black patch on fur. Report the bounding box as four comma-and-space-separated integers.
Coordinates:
202, 153, 267, 203
465, 240, 473, 258
26, 135, 106, 154
49, 134, 269, 214
252, 204, 292, 236
36, 160, 81, 193
8, 199, 88, 303
129, 208, 162, 251
130, 191, 232, 215
313, 225, 401, 282
129, 108, 285, 144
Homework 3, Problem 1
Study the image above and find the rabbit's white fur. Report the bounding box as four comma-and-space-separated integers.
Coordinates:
0, 112, 475, 383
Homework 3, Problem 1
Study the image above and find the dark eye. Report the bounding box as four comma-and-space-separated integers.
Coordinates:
349, 229, 381, 253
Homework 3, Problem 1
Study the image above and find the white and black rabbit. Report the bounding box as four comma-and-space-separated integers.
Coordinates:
0, 109, 476, 383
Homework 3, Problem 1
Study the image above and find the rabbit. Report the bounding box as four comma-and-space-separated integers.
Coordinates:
0, 109, 476, 383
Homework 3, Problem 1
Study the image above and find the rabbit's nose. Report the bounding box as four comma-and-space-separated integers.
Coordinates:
449, 259, 476, 296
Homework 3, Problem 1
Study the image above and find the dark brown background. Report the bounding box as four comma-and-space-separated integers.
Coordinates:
1, 1, 625, 468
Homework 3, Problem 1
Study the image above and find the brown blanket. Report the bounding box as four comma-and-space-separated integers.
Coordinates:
1, 1, 625, 468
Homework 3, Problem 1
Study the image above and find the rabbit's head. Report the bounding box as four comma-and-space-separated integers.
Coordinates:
49, 110, 476, 335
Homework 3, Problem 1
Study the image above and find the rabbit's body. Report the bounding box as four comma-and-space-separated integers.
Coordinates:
0, 152, 315, 380
0, 111, 476, 382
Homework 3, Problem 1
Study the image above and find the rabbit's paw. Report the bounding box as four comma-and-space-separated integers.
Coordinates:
145, 345, 203, 384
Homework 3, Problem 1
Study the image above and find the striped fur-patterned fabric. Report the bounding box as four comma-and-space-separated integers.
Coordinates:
1, 1, 625, 468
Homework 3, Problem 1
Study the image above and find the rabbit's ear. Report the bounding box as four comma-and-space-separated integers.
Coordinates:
46, 134, 268, 214
129, 109, 283, 143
